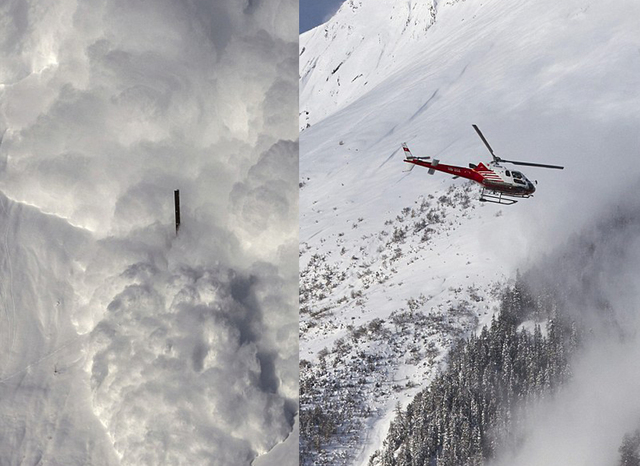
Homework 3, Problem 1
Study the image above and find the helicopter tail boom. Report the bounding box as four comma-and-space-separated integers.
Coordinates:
405, 158, 484, 183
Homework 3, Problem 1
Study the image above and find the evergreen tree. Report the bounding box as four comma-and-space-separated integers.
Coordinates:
373, 283, 577, 466
619, 430, 640, 466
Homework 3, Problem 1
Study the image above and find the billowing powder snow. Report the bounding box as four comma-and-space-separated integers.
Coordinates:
0, 0, 298, 464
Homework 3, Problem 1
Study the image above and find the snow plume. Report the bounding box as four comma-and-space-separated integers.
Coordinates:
0, 0, 297, 464
490, 192, 640, 466
0, 0, 298, 235
86, 255, 295, 464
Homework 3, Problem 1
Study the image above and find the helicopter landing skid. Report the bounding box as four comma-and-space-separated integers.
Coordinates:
479, 188, 528, 205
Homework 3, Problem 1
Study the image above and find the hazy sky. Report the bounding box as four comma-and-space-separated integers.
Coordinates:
300, 0, 344, 33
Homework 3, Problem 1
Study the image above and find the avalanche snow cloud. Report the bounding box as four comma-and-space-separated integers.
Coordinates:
488, 194, 640, 466
0, 0, 298, 465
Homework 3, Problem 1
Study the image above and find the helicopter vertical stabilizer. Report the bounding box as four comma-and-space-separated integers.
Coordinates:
401, 142, 414, 159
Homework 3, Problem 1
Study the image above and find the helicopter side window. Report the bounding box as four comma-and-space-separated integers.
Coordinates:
505, 170, 511, 177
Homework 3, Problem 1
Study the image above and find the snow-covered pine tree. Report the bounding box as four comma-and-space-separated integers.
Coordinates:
371, 282, 577, 466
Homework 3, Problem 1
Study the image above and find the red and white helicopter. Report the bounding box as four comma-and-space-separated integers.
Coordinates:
402, 125, 563, 205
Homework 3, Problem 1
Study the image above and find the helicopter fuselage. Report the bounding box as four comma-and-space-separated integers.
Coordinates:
404, 159, 536, 197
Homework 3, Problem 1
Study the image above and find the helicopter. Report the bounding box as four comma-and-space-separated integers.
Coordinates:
402, 125, 563, 205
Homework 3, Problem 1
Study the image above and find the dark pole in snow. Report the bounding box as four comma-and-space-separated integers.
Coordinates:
174, 189, 181, 235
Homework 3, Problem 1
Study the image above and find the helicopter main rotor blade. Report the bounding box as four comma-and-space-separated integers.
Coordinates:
472, 124, 563, 169
503, 159, 564, 170
472, 124, 497, 161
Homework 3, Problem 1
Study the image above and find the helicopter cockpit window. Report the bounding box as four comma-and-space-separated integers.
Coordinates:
512, 171, 523, 179
505, 170, 511, 177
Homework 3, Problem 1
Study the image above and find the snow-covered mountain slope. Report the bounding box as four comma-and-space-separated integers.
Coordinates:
0, 193, 119, 465
300, 0, 442, 129
300, 0, 640, 464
